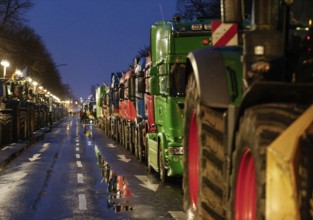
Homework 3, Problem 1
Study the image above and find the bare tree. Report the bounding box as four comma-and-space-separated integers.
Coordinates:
0, 0, 72, 100
176, 0, 220, 19
0, 25, 72, 99
136, 45, 150, 59
0, 0, 33, 29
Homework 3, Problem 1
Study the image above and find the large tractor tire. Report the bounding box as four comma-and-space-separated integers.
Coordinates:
299, 126, 313, 220
230, 103, 305, 220
134, 126, 139, 159
139, 126, 146, 163
158, 141, 167, 183
116, 120, 121, 143
129, 123, 135, 154
183, 73, 225, 220
144, 127, 149, 165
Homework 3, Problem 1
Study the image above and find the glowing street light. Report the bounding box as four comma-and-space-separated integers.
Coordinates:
32, 81, 38, 92
15, 69, 23, 79
1, 59, 10, 78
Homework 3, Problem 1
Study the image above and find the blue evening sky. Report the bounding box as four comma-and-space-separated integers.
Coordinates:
27, 0, 177, 99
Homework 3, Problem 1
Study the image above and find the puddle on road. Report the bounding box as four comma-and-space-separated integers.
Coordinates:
95, 146, 133, 213
83, 124, 94, 146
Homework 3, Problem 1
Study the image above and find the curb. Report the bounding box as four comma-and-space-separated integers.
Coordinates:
0, 119, 64, 171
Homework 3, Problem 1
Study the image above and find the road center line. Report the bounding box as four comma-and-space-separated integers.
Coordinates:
77, 161, 83, 167
76, 154, 80, 159
78, 194, 87, 210
77, 173, 84, 183
76, 147, 79, 151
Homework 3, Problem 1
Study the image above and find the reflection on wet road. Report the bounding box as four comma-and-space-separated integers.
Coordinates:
0, 117, 185, 219
96, 145, 134, 213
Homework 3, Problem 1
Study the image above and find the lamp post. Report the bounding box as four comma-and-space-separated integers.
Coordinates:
1, 59, 10, 78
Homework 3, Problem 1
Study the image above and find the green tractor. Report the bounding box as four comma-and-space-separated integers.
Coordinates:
146, 17, 216, 182
183, 0, 313, 219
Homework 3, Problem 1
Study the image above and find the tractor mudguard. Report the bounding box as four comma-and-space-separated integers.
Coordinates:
187, 46, 242, 108
229, 81, 313, 156
236, 81, 313, 125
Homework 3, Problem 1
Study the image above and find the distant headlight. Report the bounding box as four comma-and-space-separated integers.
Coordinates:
168, 147, 183, 155
204, 24, 212, 30
191, 24, 202, 31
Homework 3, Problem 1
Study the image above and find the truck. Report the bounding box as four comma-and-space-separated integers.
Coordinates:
118, 70, 136, 152
146, 17, 216, 182
134, 56, 151, 162
101, 85, 111, 134
108, 72, 122, 141
182, 0, 313, 219
95, 86, 104, 122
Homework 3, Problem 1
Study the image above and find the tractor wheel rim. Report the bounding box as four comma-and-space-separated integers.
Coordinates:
235, 149, 257, 220
188, 111, 199, 209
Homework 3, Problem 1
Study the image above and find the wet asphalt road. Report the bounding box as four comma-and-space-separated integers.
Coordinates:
0, 116, 185, 219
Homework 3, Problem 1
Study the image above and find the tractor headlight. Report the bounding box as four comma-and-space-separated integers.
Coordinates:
254, 45, 265, 55
251, 61, 270, 73
191, 24, 203, 31
168, 147, 184, 155
204, 24, 212, 30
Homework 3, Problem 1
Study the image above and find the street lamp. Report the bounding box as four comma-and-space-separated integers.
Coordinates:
1, 59, 10, 78
32, 81, 38, 92
15, 69, 23, 79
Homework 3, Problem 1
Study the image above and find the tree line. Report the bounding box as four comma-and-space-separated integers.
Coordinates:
0, 0, 219, 100
0, 0, 73, 100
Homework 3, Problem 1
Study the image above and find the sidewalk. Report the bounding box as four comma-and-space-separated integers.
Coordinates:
0, 122, 61, 171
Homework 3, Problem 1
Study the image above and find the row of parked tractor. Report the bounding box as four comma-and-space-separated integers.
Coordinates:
95, 0, 313, 219
96, 17, 213, 183
0, 77, 67, 147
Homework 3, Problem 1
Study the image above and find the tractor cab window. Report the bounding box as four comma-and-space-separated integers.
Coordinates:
125, 75, 135, 102
289, 0, 313, 82
118, 83, 124, 100
169, 63, 186, 97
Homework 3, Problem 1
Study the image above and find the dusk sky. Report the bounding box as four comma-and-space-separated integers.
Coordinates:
27, 0, 177, 100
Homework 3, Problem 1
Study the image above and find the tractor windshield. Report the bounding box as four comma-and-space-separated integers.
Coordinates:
291, 0, 313, 25
169, 63, 186, 97
290, 0, 313, 82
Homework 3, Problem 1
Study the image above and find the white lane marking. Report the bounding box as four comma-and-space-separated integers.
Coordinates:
76, 143, 79, 146
43, 143, 50, 147
77, 173, 84, 183
78, 194, 87, 210
76, 147, 79, 151
107, 143, 116, 148
77, 161, 83, 167
2, 145, 16, 150
135, 175, 159, 192
8, 171, 28, 181
39, 143, 50, 153
76, 154, 80, 159
169, 211, 186, 220
117, 155, 131, 163
28, 154, 41, 162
